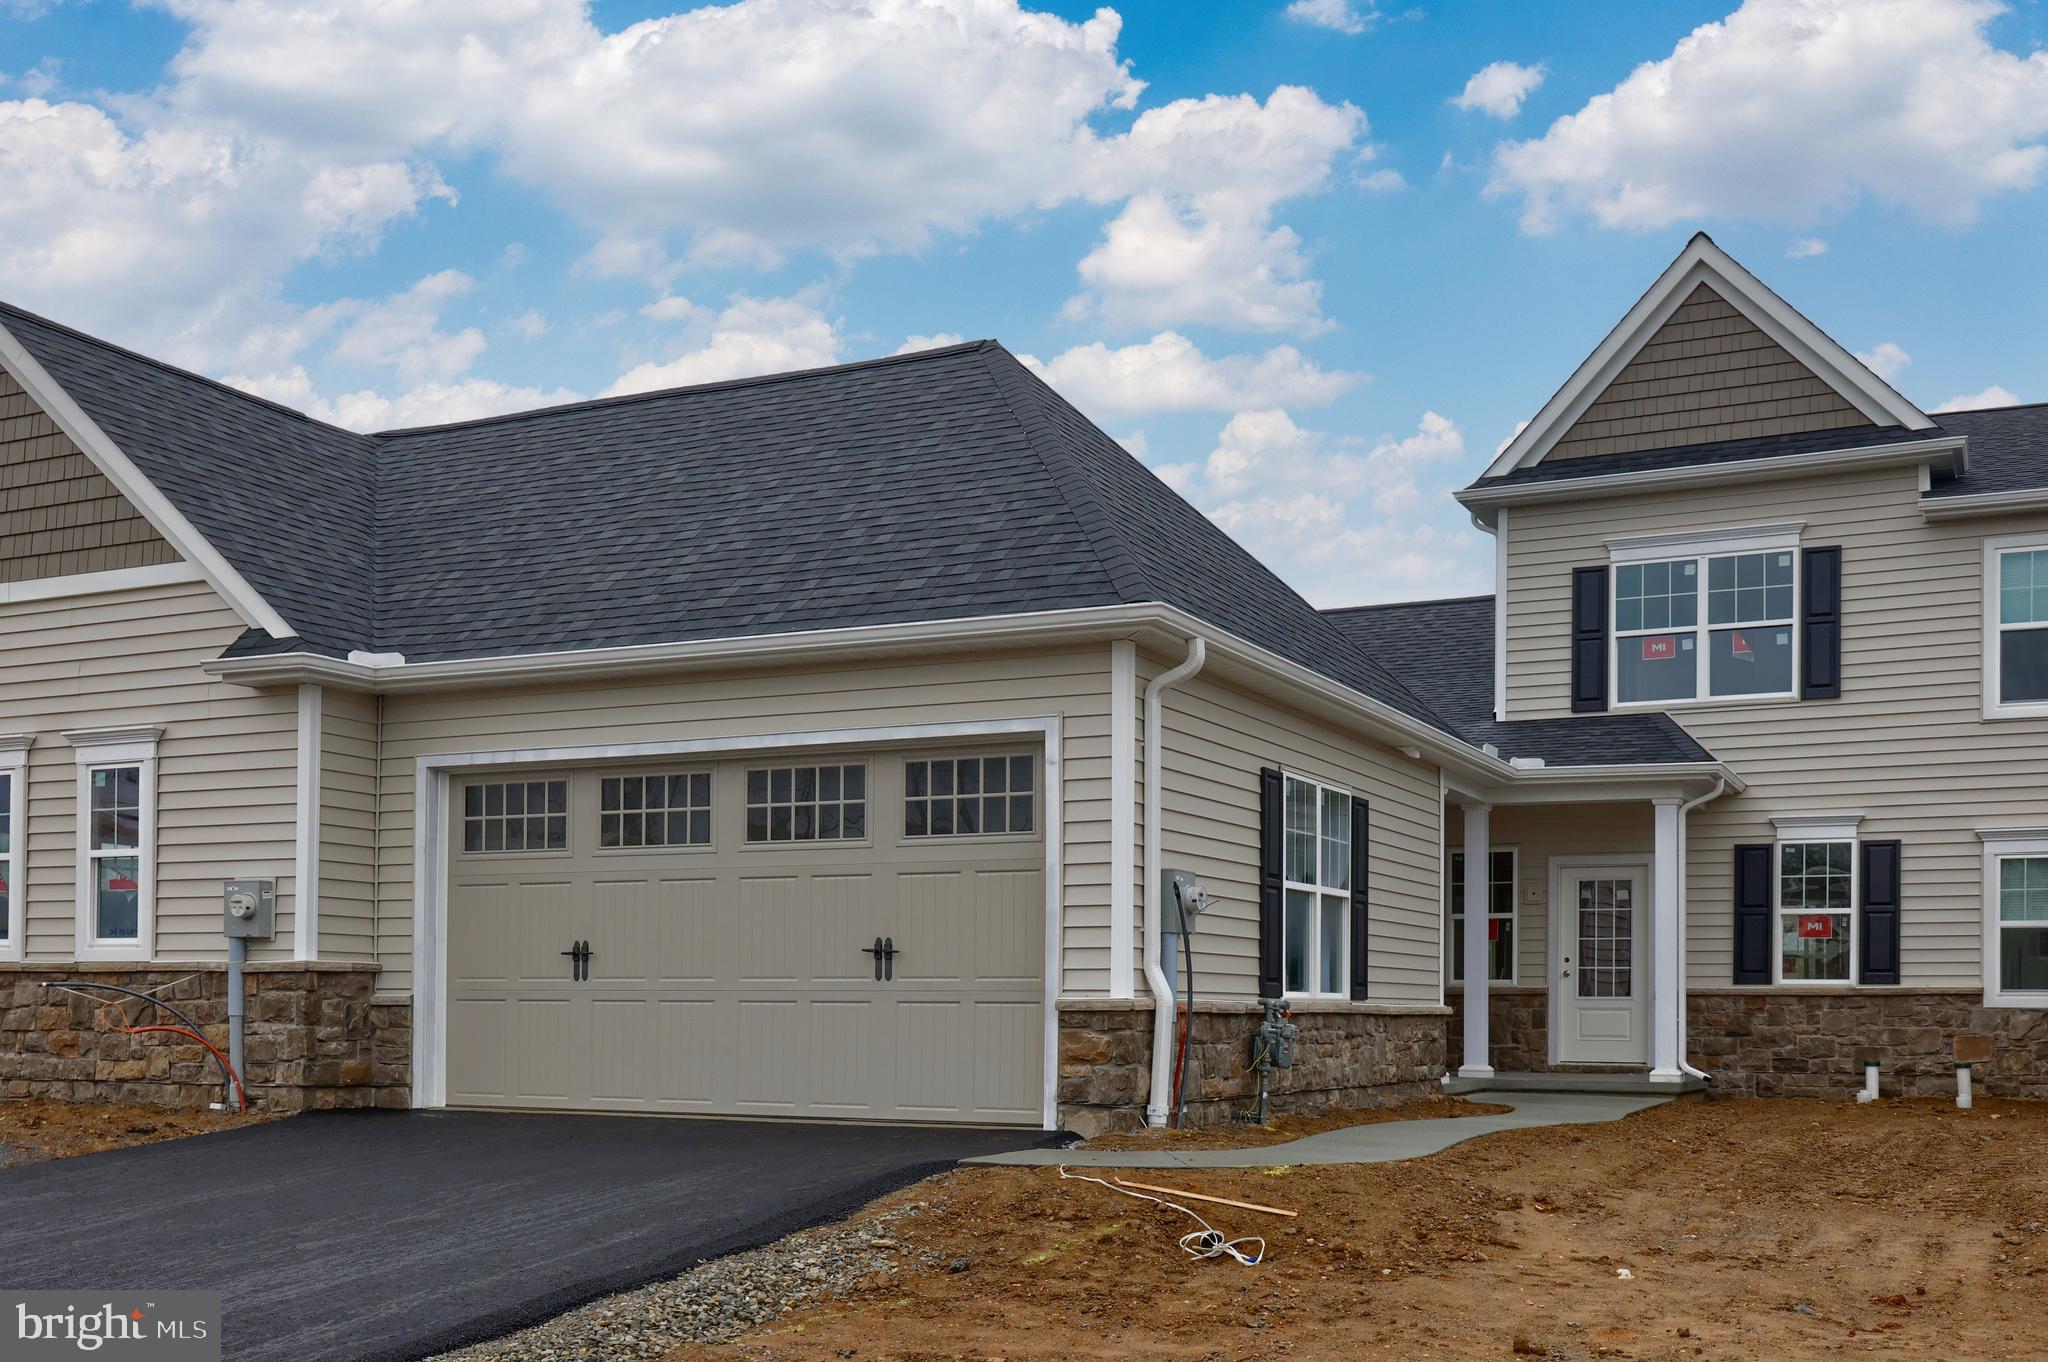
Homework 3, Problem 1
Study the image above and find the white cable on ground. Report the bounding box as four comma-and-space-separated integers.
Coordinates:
1056, 1166, 1265, 1266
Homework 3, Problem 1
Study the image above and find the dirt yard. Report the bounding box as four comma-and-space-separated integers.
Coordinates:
0, 1097, 270, 1167
1082, 1093, 1512, 1152
667, 1096, 2047, 1361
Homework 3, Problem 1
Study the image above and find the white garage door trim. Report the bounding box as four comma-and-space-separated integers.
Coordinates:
410, 715, 1064, 1126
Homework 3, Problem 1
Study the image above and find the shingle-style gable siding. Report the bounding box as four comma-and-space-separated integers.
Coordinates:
1543, 284, 1873, 462
0, 368, 179, 583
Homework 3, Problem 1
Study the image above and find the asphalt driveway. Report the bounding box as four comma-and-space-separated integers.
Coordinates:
0, 1110, 1055, 1362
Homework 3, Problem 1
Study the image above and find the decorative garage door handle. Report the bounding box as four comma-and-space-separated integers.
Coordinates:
561, 939, 592, 982
861, 937, 902, 982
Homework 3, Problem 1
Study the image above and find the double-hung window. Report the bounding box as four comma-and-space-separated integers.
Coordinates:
1611, 527, 1800, 706
0, 736, 25, 962
1778, 839, 1854, 982
1282, 772, 1351, 997
1980, 832, 2048, 1007
1447, 848, 1516, 983
1984, 536, 2048, 717
66, 726, 161, 961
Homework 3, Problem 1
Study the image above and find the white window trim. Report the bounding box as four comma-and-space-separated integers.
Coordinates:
1446, 845, 1518, 987
0, 735, 29, 962
1281, 770, 1353, 1000
65, 725, 162, 962
1981, 533, 2048, 720
1977, 828, 2048, 1008
1774, 835, 1857, 987
1609, 523, 1803, 710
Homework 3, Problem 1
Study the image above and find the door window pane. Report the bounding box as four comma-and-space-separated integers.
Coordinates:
1575, 878, 1633, 999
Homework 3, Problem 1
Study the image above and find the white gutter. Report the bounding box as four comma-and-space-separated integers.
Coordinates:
1674, 776, 1728, 1081
1457, 436, 1966, 529
1142, 636, 1206, 1127
1919, 488, 2048, 521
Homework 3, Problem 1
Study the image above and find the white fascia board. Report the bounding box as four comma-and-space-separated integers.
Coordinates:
0, 321, 297, 639
1458, 436, 1966, 528
1920, 488, 2048, 521
1488, 761, 1747, 805
1477, 234, 1934, 482
1606, 520, 1804, 562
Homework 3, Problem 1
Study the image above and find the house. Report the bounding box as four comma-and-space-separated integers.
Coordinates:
0, 233, 2040, 1134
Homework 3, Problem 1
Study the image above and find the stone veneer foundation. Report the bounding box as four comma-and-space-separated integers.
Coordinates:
0, 963, 410, 1112
1447, 987, 2048, 1099
1055, 999, 1448, 1137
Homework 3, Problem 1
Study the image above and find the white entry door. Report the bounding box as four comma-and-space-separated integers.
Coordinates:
1555, 865, 1649, 1065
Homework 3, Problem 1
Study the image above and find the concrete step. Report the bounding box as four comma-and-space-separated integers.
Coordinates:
1444, 1070, 1709, 1097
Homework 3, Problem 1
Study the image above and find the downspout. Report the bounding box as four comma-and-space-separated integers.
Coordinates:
1142, 636, 1207, 1127
1675, 777, 1727, 1081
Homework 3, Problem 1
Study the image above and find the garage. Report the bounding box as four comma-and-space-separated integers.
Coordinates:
443, 743, 1047, 1124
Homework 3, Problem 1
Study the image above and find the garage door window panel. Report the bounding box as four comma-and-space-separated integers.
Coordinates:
905, 754, 1035, 838
746, 763, 867, 843
463, 779, 569, 854
600, 771, 713, 849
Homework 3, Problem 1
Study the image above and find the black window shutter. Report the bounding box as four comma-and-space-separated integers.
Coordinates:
1733, 844, 1773, 985
1860, 839, 1902, 985
1257, 767, 1284, 999
1348, 797, 1370, 1001
1571, 566, 1609, 712
1801, 546, 1842, 700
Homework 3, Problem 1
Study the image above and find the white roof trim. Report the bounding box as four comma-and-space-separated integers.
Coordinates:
1606, 519, 1804, 563
1772, 813, 1863, 841
1920, 488, 2048, 521
0, 319, 297, 639
1479, 233, 1933, 480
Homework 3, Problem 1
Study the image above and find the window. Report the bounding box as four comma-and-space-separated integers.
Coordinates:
746, 763, 866, 842
1282, 773, 1350, 997
1981, 833, 2048, 1006
1447, 849, 1516, 983
1986, 538, 2048, 716
0, 737, 24, 962
1778, 840, 1854, 982
600, 772, 711, 849
66, 726, 159, 960
1611, 533, 1799, 706
905, 754, 1034, 837
462, 779, 569, 853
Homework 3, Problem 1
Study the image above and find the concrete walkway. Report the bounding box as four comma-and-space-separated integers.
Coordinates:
966, 1090, 1670, 1169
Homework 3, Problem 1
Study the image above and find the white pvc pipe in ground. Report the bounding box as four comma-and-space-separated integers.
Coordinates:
1957, 1063, 1974, 1110
1856, 1059, 1879, 1104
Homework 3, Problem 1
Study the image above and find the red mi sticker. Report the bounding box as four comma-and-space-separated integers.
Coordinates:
1641, 635, 1678, 661
109, 876, 139, 892
1731, 630, 1754, 659
1797, 914, 1833, 939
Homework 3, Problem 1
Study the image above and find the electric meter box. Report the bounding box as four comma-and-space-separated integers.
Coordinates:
1160, 868, 1210, 936
222, 879, 276, 939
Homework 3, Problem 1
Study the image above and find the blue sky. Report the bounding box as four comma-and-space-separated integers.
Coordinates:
2, 0, 2044, 606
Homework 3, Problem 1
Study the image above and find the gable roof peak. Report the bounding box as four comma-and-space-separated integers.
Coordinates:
1475, 232, 1934, 483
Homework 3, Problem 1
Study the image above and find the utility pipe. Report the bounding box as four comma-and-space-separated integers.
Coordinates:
227, 934, 247, 1099
1674, 778, 1727, 1082
1142, 636, 1207, 1127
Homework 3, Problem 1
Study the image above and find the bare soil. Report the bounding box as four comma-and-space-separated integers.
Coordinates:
0, 1097, 271, 1167
665, 1096, 2048, 1361
1081, 1093, 1513, 1151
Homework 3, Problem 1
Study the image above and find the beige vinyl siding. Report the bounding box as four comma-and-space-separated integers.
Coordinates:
0, 577, 299, 961
1448, 802, 1652, 987
0, 367, 180, 582
318, 687, 379, 961
372, 646, 1112, 997
1545, 285, 1871, 462
1504, 462, 2048, 988
1147, 661, 1444, 1007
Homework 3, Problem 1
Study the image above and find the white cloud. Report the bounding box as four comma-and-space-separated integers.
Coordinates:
896, 333, 966, 354
1490, 0, 2048, 233
1452, 61, 1546, 119
1853, 340, 1912, 384
1786, 236, 1828, 258
1935, 384, 2022, 411
1019, 332, 1364, 417
605, 292, 842, 396
507, 309, 548, 341
1283, 0, 1379, 36
1160, 408, 1481, 606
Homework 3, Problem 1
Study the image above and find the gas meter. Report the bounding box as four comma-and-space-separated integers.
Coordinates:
222, 879, 275, 939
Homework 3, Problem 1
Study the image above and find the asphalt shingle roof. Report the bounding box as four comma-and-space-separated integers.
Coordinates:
1323, 595, 1716, 767
1925, 402, 2048, 498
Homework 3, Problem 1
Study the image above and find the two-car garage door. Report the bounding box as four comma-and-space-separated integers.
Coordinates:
444, 746, 1046, 1124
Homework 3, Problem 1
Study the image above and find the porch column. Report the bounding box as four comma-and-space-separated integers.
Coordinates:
1459, 800, 1493, 1079
1649, 797, 1683, 1083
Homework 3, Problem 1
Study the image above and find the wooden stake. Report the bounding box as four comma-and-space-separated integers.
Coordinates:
1111, 1176, 1298, 1218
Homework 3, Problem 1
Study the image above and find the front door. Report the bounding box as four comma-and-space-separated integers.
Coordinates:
1555, 866, 1649, 1065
